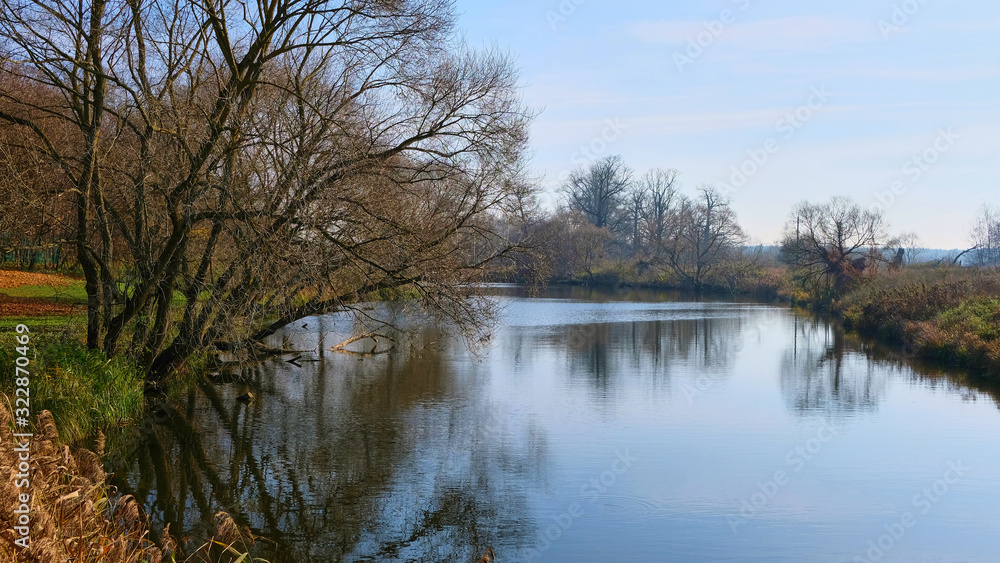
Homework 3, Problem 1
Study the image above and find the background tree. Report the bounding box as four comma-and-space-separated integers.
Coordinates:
893, 232, 923, 269
562, 213, 614, 284
0, 69, 83, 269
780, 196, 893, 292
968, 204, 1000, 266
624, 185, 646, 256
562, 155, 632, 230
656, 186, 746, 291
638, 168, 680, 252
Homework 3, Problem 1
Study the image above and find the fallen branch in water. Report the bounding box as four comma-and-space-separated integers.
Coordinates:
329, 331, 396, 355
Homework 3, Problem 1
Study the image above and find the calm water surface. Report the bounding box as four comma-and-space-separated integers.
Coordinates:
109, 287, 1000, 562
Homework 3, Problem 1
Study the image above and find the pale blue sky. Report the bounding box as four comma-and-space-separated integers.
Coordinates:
455, 0, 1000, 248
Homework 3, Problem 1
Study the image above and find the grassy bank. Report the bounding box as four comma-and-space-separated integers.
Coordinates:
0, 271, 263, 561
0, 336, 146, 444
833, 266, 1000, 377
0, 269, 146, 445
512, 263, 793, 300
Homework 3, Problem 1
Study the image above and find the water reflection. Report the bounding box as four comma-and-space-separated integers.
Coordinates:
779, 315, 887, 416
853, 331, 1000, 413
104, 288, 1000, 562
778, 313, 1000, 417
110, 332, 542, 562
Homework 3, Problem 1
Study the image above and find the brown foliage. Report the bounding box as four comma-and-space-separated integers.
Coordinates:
1, 400, 258, 561
835, 266, 1000, 376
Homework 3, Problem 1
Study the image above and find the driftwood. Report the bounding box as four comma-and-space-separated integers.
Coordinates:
214, 340, 308, 356
329, 331, 396, 355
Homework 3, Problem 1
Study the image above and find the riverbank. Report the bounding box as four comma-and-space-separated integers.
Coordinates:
0, 269, 147, 445
530, 262, 1000, 379
504, 264, 793, 301
0, 403, 170, 562
833, 266, 1000, 378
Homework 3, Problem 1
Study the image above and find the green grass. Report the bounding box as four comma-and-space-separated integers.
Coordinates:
0, 314, 85, 329
0, 335, 145, 444
0, 279, 87, 301
0, 274, 86, 327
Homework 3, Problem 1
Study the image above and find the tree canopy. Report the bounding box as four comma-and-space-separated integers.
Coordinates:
0, 0, 536, 379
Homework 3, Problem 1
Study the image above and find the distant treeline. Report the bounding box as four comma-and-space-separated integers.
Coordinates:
500, 155, 1000, 301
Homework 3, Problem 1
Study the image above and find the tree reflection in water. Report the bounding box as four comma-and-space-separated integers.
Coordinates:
102, 294, 1000, 562
780, 315, 888, 416
108, 330, 540, 562
556, 316, 746, 392
780, 311, 1000, 417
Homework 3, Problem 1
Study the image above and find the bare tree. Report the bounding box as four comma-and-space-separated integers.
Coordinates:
657, 186, 745, 291
0, 111, 75, 269
969, 204, 1000, 266
638, 168, 680, 251
893, 232, 923, 268
563, 213, 613, 283
0, 0, 536, 379
562, 155, 632, 230
624, 184, 646, 256
715, 244, 766, 293
780, 196, 893, 292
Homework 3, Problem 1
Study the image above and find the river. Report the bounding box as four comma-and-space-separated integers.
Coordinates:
107, 286, 1000, 562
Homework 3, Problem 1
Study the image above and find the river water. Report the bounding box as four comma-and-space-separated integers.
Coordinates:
108, 286, 1000, 562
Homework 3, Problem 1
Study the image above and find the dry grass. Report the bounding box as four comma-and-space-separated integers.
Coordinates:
835, 266, 1000, 376
0, 401, 170, 562
0, 401, 262, 562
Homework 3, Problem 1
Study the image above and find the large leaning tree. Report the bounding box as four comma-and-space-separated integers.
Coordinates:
0, 0, 536, 380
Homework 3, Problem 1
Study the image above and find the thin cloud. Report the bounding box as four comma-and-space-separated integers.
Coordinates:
926, 17, 1000, 32
630, 16, 875, 53
842, 64, 1000, 81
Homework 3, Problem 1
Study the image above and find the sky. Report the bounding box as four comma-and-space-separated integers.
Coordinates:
453, 0, 1000, 249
